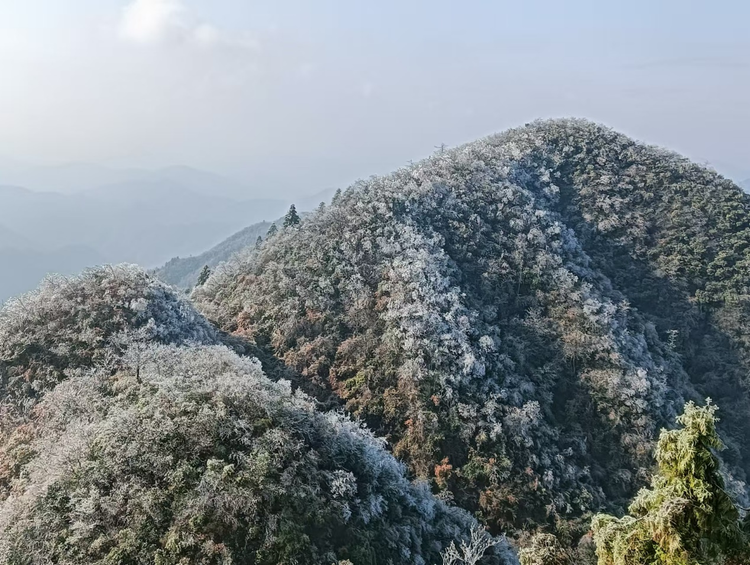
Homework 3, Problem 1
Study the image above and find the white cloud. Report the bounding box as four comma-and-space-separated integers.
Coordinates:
118, 0, 253, 48
119, 0, 184, 44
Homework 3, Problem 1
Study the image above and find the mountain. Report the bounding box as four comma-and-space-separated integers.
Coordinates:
194, 119, 750, 549
0, 266, 513, 564
0, 162, 146, 194
0, 224, 32, 250
0, 161, 258, 199
155, 220, 273, 288
154, 200, 331, 290
0, 181, 290, 301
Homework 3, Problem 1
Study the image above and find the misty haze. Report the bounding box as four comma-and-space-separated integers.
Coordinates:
1, 2, 750, 564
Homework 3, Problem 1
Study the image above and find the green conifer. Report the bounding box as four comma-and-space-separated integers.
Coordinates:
283, 204, 301, 228
592, 400, 749, 565
196, 265, 211, 287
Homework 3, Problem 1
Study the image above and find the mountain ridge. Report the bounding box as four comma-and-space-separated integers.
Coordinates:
194, 118, 750, 544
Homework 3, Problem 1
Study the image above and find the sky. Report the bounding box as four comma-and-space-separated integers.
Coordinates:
0, 0, 748, 195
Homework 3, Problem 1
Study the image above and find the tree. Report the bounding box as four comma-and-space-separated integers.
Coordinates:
519, 533, 574, 565
441, 526, 502, 565
284, 204, 301, 228
196, 265, 211, 286
266, 223, 278, 237
256, 235, 263, 248
592, 400, 749, 565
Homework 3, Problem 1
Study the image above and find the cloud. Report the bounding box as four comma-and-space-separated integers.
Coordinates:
119, 0, 185, 44
118, 0, 253, 48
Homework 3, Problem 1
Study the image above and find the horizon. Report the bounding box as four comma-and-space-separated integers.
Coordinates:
0, 0, 748, 196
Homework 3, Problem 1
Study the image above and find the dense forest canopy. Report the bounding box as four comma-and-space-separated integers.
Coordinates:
3, 119, 750, 563
0, 266, 513, 564
194, 119, 750, 546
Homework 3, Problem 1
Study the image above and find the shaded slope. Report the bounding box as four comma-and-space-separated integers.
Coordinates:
194, 119, 750, 541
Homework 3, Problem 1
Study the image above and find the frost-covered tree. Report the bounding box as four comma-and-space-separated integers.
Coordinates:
266, 223, 278, 237
0, 269, 516, 564
0, 343, 515, 564
283, 204, 301, 227
518, 534, 574, 565
442, 526, 503, 565
592, 400, 749, 565
0, 265, 219, 406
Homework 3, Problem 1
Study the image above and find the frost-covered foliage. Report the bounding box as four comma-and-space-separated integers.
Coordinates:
592, 400, 749, 565
0, 343, 515, 564
518, 533, 574, 565
443, 526, 505, 565
0, 270, 513, 564
194, 119, 750, 549
0, 265, 220, 406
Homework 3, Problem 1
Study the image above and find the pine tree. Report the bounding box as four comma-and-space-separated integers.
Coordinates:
592, 400, 749, 565
283, 204, 301, 228
266, 223, 278, 237
256, 235, 263, 248
196, 265, 211, 287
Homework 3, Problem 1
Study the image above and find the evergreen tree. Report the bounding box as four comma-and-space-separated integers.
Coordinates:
266, 223, 278, 237
592, 400, 749, 565
283, 204, 301, 227
196, 265, 211, 286
256, 235, 263, 248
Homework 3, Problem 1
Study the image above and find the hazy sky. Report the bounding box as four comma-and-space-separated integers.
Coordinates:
0, 0, 748, 195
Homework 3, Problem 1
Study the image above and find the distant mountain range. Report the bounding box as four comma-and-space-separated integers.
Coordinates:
0, 161, 256, 199
0, 162, 334, 303
155, 194, 336, 290
155, 220, 273, 289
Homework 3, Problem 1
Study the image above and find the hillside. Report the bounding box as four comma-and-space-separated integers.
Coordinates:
0, 266, 512, 564
194, 119, 750, 548
155, 220, 273, 288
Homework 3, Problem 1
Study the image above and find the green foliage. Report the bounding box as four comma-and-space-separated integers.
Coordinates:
283, 204, 301, 228
197, 264, 211, 286
592, 400, 749, 565
266, 223, 278, 237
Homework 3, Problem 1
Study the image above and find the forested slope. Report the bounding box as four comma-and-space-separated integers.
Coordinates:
0, 266, 510, 564
195, 119, 750, 547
